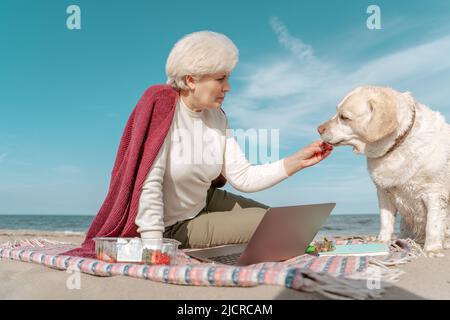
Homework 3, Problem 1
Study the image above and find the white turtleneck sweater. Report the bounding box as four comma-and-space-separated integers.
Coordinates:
135, 97, 289, 239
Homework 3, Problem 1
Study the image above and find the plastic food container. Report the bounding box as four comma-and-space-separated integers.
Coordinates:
93, 237, 181, 265
141, 238, 181, 265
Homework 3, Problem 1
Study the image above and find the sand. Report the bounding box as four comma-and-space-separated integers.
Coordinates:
1, 230, 449, 300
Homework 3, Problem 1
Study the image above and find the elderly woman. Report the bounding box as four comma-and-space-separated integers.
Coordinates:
134, 31, 333, 249
63, 30, 332, 258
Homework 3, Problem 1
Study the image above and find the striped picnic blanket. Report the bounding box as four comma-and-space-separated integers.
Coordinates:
0, 237, 422, 300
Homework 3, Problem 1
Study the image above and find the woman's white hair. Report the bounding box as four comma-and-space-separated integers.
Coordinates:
166, 31, 239, 90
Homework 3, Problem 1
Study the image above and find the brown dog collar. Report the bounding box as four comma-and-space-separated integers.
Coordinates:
378, 104, 416, 158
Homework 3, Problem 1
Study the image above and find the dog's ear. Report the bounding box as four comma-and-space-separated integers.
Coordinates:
365, 98, 399, 143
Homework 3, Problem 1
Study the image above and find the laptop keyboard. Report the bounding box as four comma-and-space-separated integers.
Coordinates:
208, 252, 242, 265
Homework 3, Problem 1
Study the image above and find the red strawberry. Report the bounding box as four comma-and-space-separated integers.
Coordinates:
158, 253, 171, 265
152, 250, 162, 264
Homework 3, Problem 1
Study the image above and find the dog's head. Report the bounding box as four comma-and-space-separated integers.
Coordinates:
317, 86, 413, 155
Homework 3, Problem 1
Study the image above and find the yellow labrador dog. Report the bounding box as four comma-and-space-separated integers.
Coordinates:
318, 86, 450, 255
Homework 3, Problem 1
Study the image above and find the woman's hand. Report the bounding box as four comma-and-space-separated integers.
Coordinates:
283, 140, 333, 176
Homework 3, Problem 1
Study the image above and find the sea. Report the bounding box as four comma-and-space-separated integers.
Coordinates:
0, 214, 401, 237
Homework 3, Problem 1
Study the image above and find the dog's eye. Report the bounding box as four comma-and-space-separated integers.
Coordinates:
339, 114, 350, 121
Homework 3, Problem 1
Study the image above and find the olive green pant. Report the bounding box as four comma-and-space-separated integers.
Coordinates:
163, 187, 269, 249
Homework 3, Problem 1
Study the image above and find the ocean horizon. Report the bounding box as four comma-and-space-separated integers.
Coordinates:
0, 214, 401, 237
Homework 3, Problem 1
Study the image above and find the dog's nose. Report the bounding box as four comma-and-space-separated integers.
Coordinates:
317, 125, 326, 135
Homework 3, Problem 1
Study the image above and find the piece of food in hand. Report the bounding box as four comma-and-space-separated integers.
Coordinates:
313, 142, 333, 158
321, 142, 333, 152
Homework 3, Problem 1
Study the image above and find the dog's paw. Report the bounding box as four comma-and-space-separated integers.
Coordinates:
425, 250, 445, 258
424, 242, 444, 258
443, 238, 450, 249
376, 233, 392, 244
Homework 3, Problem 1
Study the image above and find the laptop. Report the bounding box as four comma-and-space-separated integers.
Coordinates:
184, 203, 335, 266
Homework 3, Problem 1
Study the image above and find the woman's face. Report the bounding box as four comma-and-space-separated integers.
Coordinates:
187, 72, 231, 110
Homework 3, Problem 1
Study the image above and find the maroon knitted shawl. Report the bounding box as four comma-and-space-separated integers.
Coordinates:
62, 84, 181, 258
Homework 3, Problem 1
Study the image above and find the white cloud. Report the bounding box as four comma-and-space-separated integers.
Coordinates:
349, 35, 450, 85
269, 16, 317, 64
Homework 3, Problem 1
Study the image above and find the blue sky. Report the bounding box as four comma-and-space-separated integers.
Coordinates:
1, 0, 450, 215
